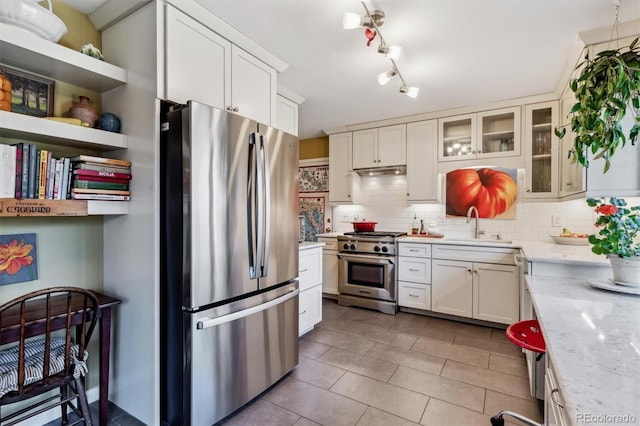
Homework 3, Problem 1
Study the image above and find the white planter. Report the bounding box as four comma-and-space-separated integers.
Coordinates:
608, 255, 640, 287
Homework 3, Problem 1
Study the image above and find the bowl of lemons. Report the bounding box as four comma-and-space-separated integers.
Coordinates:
550, 228, 589, 246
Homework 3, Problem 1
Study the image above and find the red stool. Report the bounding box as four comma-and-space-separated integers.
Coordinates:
506, 319, 546, 360
490, 320, 545, 426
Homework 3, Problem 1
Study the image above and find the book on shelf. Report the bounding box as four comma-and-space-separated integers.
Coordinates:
72, 174, 129, 184
75, 162, 131, 174
46, 152, 55, 199
13, 143, 22, 198
70, 193, 131, 201
73, 179, 129, 190
70, 155, 131, 167
72, 188, 131, 196
19, 144, 29, 199
38, 149, 48, 199
27, 144, 37, 199
59, 158, 70, 200
73, 169, 132, 180
0, 144, 17, 198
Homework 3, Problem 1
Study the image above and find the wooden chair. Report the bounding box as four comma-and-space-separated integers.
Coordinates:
0, 287, 99, 426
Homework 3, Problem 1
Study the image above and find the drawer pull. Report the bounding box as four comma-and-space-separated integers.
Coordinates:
409, 268, 420, 272
409, 294, 420, 298
550, 388, 564, 408
409, 249, 420, 252
299, 310, 307, 315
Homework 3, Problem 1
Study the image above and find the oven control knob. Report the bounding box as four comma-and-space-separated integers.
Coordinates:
381, 246, 389, 253
343, 243, 350, 250
374, 246, 380, 252
350, 244, 356, 250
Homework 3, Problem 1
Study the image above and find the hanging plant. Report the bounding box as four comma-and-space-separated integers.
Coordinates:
555, 37, 640, 173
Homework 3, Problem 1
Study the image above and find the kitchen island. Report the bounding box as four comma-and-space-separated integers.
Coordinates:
526, 274, 640, 425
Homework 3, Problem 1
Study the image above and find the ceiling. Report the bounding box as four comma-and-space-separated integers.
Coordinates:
60, 0, 640, 139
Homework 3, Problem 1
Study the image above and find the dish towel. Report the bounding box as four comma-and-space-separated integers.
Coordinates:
0, 337, 88, 398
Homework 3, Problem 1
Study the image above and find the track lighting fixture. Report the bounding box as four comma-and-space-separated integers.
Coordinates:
343, 1, 418, 98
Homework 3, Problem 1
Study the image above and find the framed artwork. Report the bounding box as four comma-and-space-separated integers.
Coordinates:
2, 65, 55, 117
446, 167, 518, 219
299, 164, 329, 193
299, 195, 325, 242
0, 233, 38, 286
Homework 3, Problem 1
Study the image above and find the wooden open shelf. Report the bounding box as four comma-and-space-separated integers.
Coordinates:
0, 199, 128, 216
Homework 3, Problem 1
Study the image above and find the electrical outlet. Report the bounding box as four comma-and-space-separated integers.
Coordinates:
341, 215, 351, 222
551, 214, 562, 227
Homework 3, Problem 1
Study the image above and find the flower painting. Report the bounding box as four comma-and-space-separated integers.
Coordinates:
0, 233, 38, 286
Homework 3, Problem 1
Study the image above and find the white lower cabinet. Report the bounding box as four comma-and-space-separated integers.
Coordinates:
431, 245, 519, 325
398, 243, 432, 311
431, 259, 473, 318
545, 356, 570, 426
298, 245, 323, 336
318, 237, 338, 296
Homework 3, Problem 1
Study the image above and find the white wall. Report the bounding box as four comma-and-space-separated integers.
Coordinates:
331, 174, 640, 242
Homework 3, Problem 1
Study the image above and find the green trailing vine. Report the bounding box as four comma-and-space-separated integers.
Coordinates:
555, 37, 640, 173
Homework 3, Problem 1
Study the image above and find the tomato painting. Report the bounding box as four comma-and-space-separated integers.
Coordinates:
446, 167, 517, 218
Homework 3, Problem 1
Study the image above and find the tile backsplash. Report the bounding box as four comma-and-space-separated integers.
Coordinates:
330, 174, 639, 242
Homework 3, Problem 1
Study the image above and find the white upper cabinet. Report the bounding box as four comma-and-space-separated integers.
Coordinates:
352, 124, 406, 169
231, 46, 277, 125
438, 107, 520, 162
524, 102, 559, 199
165, 5, 276, 125
165, 5, 230, 110
329, 132, 360, 204
276, 95, 298, 136
406, 120, 439, 203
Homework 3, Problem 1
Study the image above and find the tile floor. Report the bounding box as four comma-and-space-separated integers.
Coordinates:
222, 299, 544, 426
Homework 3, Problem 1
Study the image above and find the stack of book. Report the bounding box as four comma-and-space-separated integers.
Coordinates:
0, 144, 132, 201
70, 155, 132, 201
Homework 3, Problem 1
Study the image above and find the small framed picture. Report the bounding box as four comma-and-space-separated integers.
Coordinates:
2, 65, 55, 117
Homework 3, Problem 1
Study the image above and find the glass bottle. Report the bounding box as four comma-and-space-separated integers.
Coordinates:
0, 68, 12, 112
419, 219, 427, 235
411, 214, 419, 235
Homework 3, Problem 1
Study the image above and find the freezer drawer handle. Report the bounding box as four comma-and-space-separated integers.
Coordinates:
196, 289, 299, 330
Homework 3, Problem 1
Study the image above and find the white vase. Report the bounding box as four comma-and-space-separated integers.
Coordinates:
608, 255, 640, 287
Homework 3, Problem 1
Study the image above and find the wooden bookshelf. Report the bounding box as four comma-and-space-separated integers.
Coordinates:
0, 199, 128, 216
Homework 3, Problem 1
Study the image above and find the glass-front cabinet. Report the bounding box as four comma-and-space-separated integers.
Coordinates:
438, 107, 520, 161
439, 114, 475, 160
524, 101, 559, 199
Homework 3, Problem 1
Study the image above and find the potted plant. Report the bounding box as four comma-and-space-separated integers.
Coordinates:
555, 37, 640, 173
587, 197, 640, 286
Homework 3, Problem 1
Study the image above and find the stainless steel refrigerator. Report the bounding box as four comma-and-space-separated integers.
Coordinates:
160, 101, 300, 425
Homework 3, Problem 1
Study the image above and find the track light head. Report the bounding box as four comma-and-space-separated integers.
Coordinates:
343, 10, 384, 29
400, 85, 420, 98
377, 44, 402, 60
377, 69, 397, 86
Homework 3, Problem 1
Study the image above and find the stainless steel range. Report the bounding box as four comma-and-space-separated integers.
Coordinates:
337, 231, 406, 315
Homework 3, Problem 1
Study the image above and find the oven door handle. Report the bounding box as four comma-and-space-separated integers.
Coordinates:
337, 254, 395, 265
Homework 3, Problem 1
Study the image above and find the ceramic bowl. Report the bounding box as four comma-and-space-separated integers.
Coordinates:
0, 0, 67, 42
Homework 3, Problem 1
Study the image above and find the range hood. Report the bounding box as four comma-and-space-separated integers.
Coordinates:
354, 166, 406, 176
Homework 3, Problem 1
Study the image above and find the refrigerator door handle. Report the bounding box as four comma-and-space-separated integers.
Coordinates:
196, 288, 299, 329
247, 132, 258, 279
255, 131, 265, 279
259, 134, 271, 277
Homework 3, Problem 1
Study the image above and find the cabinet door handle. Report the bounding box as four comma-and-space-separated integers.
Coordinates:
473, 269, 478, 274
550, 388, 564, 408
409, 294, 419, 298
299, 268, 308, 273
407, 193, 410, 196
566, 182, 573, 186
409, 268, 420, 272
467, 268, 472, 273
299, 310, 307, 315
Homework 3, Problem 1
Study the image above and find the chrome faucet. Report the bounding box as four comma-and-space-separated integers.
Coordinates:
466, 206, 480, 239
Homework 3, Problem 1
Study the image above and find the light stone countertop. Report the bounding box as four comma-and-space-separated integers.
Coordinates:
299, 241, 325, 250
315, 232, 342, 238
398, 237, 609, 267
526, 274, 640, 424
